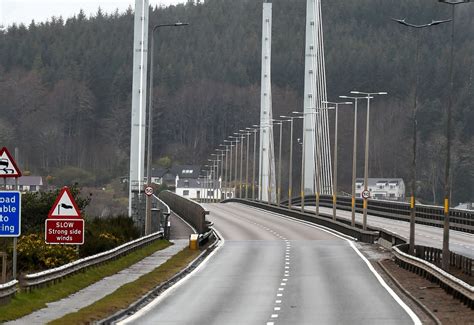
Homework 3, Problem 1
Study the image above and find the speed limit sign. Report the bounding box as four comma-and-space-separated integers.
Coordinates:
144, 186, 154, 196
362, 190, 370, 199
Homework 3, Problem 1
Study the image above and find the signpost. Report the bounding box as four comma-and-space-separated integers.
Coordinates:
362, 189, 371, 200
0, 147, 21, 280
0, 191, 21, 237
45, 187, 85, 245
144, 186, 154, 197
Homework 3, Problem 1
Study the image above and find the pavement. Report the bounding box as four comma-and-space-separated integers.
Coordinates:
7, 213, 193, 325
121, 203, 420, 325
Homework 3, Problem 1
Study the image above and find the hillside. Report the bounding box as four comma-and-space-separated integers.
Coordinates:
0, 0, 472, 204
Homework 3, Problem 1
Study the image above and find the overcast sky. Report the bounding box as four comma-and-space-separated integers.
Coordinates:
0, 0, 186, 27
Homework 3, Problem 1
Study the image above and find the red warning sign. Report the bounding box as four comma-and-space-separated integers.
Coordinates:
45, 186, 84, 245
45, 219, 84, 245
48, 187, 81, 219
0, 147, 22, 178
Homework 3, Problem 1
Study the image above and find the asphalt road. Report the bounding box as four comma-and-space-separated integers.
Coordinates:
120, 203, 420, 325
304, 205, 474, 258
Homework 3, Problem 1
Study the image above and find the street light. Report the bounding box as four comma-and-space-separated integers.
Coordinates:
240, 129, 251, 199
392, 17, 451, 255
234, 132, 245, 198
229, 135, 241, 198
251, 125, 261, 200
225, 138, 237, 198
281, 115, 304, 209
323, 101, 353, 222
350, 91, 387, 230
438, 0, 471, 270
271, 120, 284, 206
145, 22, 188, 235
340, 95, 372, 227
293, 110, 318, 212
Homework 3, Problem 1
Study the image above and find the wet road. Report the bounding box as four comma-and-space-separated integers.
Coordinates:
120, 203, 420, 325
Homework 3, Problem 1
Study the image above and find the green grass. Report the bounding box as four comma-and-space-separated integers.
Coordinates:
49, 247, 201, 325
0, 239, 171, 322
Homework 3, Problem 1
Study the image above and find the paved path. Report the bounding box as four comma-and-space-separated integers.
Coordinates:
7, 240, 188, 325
121, 203, 419, 325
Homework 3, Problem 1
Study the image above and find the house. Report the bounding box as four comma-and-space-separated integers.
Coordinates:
175, 177, 222, 200
355, 178, 405, 201
5, 176, 44, 192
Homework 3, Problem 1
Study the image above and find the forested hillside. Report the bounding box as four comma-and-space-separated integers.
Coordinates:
0, 0, 472, 204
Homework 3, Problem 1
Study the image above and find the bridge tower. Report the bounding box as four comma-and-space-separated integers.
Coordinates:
259, 1, 277, 203
129, 0, 149, 221
302, 0, 332, 195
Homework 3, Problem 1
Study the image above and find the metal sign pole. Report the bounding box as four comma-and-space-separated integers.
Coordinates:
13, 177, 18, 279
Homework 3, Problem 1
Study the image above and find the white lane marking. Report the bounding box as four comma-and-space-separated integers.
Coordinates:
277, 293, 283, 297
283, 279, 288, 282
278, 287, 284, 291
348, 241, 422, 325
235, 204, 422, 324
271, 314, 278, 318
118, 227, 225, 324
276, 300, 282, 303
267, 322, 275, 325
285, 266, 289, 269
274, 307, 281, 311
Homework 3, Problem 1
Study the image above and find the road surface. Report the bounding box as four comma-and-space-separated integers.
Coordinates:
304, 205, 474, 258
120, 203, 420, 325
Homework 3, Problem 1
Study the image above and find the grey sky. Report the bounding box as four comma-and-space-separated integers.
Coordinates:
0, 0, 185, 27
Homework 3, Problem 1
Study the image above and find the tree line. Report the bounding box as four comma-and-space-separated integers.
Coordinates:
0, 0, 472, 205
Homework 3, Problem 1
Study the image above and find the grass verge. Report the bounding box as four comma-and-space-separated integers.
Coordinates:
49, 247, 201, 325
0, 239, 171, 322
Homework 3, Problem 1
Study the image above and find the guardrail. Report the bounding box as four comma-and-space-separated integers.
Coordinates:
159, 190, 210, 234
0, 280, 18, 304
22, 231, 163, 291
152, 194, 171, 239
284, 195, 474, 233
229, 198, 473, 308
223, 198, 379, 243
393, 244, 474, 308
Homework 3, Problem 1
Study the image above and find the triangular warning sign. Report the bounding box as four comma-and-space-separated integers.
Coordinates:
48, 187, 82, 219
0, 147, 22, 178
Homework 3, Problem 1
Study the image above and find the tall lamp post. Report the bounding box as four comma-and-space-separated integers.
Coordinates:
392, 17, 451, 255
224, 139, 235, 198
340, 95, 370, 227
323, 101, 353, 221
234, 132, 245, 198
250, 126, 261, 200
293, 110, 318, 212
438, 0, 471, 270
240, 129, 251, 199
350, 91, 387, 230
272, 120, 284, 206
145, 22, 188, 235
280, 115, 304, 209
230, 135, 240, 198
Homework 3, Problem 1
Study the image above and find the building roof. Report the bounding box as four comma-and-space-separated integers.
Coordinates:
172, 165, 201, 179
5, 176, 43, 186
177, 178, 219, 189
151, 167, 169, 178
355, 178, 404, 187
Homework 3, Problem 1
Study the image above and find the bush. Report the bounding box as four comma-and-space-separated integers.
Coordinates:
17, 234, 78, 272
80, 216, 140, 257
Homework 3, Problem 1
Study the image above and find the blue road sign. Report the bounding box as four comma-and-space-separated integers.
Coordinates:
0, 191, 21, 237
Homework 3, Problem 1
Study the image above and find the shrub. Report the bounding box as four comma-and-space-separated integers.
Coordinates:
17, 234, 78, 272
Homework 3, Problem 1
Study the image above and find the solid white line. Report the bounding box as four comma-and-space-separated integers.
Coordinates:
118, 228, 225, 324
236, 204, 422, 323
348, 241, 422, 325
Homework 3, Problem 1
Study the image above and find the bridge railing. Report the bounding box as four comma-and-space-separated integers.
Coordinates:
284, 194, 473, 233
158, 190, 210, 234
